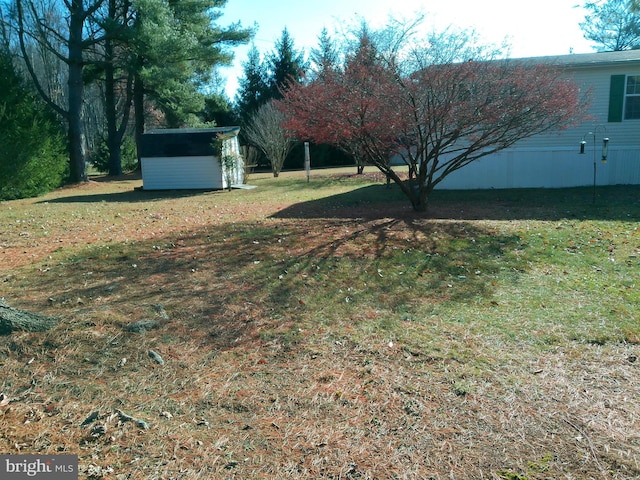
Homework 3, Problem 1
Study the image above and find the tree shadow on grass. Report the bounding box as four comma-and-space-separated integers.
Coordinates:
270, 183, 640, 222
14, 213, 523, 352
36, 188, 223, 204
15, 181, 638, 353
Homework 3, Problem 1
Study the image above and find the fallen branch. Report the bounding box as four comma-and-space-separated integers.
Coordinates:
0, 299, 58, 334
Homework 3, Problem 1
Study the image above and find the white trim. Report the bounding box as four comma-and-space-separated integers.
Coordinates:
624, 74, 640, 120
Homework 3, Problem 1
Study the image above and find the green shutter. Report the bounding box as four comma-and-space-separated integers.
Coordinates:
608, 75, 625, 123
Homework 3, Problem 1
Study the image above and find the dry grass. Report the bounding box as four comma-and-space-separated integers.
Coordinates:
1, 169, 639, 479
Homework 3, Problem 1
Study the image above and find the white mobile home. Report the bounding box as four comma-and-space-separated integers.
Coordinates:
438, 50, 640, 189
140, 127, 243, 190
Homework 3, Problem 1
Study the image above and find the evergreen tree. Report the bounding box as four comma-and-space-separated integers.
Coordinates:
310, 27, 340, 80
0, 47, 67, 200
234, 44, 269, 124
306, 28, 352, 169
131, 0, 253, 159
202, 92, 239, 126
266, 27, 307, 98
580, 0, 640, 51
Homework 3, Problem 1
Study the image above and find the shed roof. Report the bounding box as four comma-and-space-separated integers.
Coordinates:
145, 126, 240, 137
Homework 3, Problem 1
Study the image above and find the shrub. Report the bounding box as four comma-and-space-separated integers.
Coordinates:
0, 50, 68, 200
89, 136, 138, 174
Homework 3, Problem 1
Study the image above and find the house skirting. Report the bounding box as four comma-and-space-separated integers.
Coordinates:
436, 146, 640, 190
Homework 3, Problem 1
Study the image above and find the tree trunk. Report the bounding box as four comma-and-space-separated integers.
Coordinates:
0, 300, 58, 334
67, 0, 88, 183
412, 184, 430, 212
106, 61, 123, 176
105, 1, 123, 177
134, 73, 145, 171
412, 199, 427, 212
67, 60, 87, 183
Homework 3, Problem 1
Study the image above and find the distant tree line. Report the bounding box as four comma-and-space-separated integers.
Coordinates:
233, 27, 352, 173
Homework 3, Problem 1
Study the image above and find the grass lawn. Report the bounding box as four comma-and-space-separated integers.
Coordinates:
1, 168, 639, 479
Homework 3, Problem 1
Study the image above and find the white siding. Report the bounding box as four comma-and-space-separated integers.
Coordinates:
141, 156, 223, 190
516, 63, 640, 151
438, 146, 640, 190
605, 148, 640, 185
436, 58, 640, 189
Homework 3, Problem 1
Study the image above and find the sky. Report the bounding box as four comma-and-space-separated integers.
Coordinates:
218, 0, 595, 98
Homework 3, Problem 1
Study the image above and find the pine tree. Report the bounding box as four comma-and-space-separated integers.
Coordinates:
127, 0, 253, 161
580, 0, 640, 51
234, 44, 269, 124
266, 27, 307, 99
133, 0, 253, 125
310, 28, 340, 80
0, 48, 67, 199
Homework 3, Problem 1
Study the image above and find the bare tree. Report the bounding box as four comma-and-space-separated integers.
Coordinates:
243, 101, 294, 177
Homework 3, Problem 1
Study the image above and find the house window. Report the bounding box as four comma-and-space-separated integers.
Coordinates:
608, 74, 640, 122
625, 75, 640, 120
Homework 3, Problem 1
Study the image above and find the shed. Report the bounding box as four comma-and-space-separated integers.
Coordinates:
140, 127, 243, 190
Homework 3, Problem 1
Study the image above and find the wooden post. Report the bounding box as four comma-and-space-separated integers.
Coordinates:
304, 142, 310, 183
